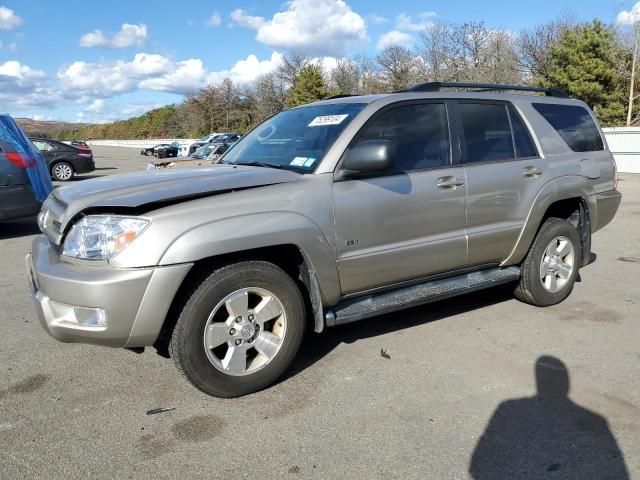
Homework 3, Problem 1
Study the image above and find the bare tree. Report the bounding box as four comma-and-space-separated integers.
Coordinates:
330, 58, 360, 94
376, 45, 419, 91
481, 30, 523, 84
277, 51, 309, 86
417, 23, 454, 81
518, 13, 578, 80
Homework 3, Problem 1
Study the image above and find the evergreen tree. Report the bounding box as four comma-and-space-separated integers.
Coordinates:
542, 20, 626, 125
285, 64, 329, 108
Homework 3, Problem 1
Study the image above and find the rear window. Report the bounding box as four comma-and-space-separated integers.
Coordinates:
532, 103, 603, 152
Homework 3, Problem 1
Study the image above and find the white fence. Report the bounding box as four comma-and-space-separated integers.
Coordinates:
603, 128, 640, 174
87, 139, 198, 149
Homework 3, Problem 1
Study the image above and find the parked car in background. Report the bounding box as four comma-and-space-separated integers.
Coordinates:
178, 141, 207, 157
30, 138, 95, 181
211, 133, 242, 144
0, 116, 52, 221
156, 143, 179, 159
140, 144, 170, 156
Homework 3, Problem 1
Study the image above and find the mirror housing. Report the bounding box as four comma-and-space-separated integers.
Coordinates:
342, 139, 394, 176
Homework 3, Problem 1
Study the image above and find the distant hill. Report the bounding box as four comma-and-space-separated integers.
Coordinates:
15, 118, 93, 139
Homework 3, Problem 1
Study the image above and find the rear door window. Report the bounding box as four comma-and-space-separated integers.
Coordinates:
532, 103, 604, 152
457, 103, 514, 163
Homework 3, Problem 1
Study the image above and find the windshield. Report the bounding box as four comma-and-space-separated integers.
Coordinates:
192, 144, 215, 158
222, 103, 365, 172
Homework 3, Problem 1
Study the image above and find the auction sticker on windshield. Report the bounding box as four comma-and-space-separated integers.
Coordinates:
308, 114, 349, 127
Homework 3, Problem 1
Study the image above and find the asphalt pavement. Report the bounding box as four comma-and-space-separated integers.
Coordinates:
1, 146, 639, 479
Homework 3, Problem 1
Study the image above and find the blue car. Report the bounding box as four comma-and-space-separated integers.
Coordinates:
0, 115, 52, 222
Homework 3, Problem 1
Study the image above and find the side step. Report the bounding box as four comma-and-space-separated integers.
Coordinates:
325, 267, 520, 326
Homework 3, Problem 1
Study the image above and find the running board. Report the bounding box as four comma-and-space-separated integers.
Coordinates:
325, 267, 520, 326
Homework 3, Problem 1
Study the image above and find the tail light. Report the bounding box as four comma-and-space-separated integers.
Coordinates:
611, 154, 618, 191
78, 153, 92, 158
5, 152, 35, 168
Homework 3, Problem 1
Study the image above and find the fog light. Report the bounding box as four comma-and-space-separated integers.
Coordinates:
73, 306, 107, 327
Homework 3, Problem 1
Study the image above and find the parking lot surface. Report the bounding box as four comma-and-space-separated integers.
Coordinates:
1, 146, 639, 479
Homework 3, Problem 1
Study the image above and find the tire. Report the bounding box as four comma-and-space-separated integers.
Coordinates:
514, 217, 582, 306
51, 161, 75, 181
170, 261, 306, 398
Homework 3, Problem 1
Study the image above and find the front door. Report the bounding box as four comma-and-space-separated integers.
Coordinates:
333, 102, 468, 295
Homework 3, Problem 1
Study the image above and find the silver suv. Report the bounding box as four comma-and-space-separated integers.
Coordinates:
27, 83, 621, 397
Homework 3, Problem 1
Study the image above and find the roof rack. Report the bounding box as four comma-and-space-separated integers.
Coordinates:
396, 82, 569, 98
325, 93, 361, 100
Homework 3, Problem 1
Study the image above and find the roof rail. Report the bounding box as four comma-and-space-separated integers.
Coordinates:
396, 82, 569, 98
325, 93, 361, 100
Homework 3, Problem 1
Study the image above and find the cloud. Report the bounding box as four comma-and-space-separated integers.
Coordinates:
617, 2, 640, 26
86, 99, 105, 113
376, 30, 414, 49
230, 9, 266, 29
0, 6, 21, 30
207, 12, 221, 27
395, 12, 437, 32
369, 14, 388, 25
57, 51, 289, 100
207, 52, 284, 84
231, 0, 367, 57
80, 23, 148, 48
0, 60, 59, 110
58, 53, 204, 97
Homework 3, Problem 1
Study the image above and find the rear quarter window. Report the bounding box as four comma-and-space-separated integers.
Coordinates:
532, 103, 604, 152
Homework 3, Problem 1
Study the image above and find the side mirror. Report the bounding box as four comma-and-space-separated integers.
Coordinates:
342, 139, 394, 176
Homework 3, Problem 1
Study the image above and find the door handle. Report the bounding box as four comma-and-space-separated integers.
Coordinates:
437, 176, 465, 189
522, 166, 542, 177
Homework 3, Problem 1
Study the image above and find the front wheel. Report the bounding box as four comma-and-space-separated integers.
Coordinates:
170, 261, 306, 398
514, 217, 582, 306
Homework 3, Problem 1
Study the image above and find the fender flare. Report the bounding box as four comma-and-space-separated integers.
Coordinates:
159, 211, 341, 313
501, 175, 596, 266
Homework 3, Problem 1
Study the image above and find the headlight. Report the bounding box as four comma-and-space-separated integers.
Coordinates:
62, 215, 150, 260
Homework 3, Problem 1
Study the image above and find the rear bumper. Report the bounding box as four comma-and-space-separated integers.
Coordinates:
593, 190, 622, 232
74, 156, 95, 174
0, 185, 41, 221
26, 235, 192, 348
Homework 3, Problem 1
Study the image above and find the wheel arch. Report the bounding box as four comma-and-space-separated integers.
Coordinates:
153, 242, 332, 358
502, 176, 595, 267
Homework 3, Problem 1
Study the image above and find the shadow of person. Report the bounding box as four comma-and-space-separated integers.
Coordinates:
469, 356, 629, 479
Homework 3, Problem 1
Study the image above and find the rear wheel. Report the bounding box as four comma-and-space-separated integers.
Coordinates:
170, 261, 306, 398
51, 161, 74, 181
514, 218, 581, 306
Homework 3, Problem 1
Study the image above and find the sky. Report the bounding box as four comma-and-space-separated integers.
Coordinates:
0, 0, 639, 123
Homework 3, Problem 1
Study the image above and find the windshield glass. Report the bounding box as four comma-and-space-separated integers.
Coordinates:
222, 103, 366, 172
193, 145, 215, 158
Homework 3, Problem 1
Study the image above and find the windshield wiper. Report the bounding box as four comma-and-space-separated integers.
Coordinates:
229, 161, 283, 169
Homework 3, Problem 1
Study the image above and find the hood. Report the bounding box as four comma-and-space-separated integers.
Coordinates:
52, 164, 302, 226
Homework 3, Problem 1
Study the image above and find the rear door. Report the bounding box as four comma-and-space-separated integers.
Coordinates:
333, 101, 468, 294
457, 101, 548, 266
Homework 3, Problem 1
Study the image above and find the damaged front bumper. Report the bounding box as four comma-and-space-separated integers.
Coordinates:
26, 235, 192, 348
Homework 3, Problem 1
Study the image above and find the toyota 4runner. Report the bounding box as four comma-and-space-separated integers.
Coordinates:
26, 82, 621, 397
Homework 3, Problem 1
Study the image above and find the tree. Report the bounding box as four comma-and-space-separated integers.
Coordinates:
376, 45, 418, 91
285, 64, 329, 107
417, 23, 454, 81
518, 14, 578, 81
543, 20, 626, 125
